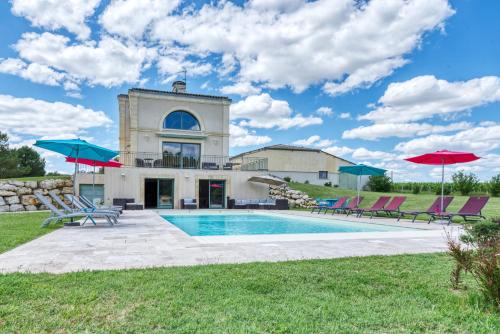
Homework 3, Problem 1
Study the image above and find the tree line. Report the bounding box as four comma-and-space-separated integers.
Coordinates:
0, 131, 45, 179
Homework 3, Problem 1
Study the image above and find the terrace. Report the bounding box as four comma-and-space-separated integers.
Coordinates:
117, 151, 268, 171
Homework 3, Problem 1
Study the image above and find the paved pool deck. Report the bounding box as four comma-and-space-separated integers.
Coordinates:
0, 210, 460, 274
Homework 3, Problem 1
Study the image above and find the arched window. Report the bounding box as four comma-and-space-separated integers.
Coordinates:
163, 111, 200, 131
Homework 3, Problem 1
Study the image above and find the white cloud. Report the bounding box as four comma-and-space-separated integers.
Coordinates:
360, 75, 500, 123
152, 0, 454, 93
323, 146, 354, 157
229, 124, 271, 148
0, 58, 65, 86
220, 82, 261, 96
395, 124, 500, 154
231, 93, 322, 130
316, 107, 333, 116
292, 135, 333, 148
0, 94, 112, 138
100, 0, 181, 39
13, 32, 155, 87
11, 0, 100, 40
339, 112, 351, 119
351, 147, 396, 161
343, 121, 472, 140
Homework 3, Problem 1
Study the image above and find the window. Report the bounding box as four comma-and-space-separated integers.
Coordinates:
163, 111, 200, 131
319, 171, 328, 180
162, 142, 200, 168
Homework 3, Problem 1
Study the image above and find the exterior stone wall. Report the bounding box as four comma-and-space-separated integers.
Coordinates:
269, 184, 316, 208
0, 179, 73, 212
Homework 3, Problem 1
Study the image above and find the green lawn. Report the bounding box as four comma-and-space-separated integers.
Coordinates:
0, 175, 71, 182
290, 182, 500, 219
0, 254, 498, 333
0, 212, 61, 254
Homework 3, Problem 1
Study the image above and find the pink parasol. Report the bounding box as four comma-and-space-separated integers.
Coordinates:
405, 150, 480, 213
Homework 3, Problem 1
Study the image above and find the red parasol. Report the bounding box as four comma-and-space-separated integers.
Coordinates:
405, 150, 480, 213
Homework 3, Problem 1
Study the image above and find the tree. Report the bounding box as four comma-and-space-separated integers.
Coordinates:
452, 170, 479, 196
0, 132, 19, 178
489, 174, 500, 197
15, 146, 46, 177
366, 175, 392, 192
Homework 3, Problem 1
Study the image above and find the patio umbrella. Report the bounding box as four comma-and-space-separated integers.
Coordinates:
338, 164, 387, 199
248, 175, 287, 187
34, 139, 118, 196
65, 157, 122, 202
405, 150, 480, 213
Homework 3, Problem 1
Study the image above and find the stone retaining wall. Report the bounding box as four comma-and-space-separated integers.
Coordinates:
269, 184, 316, 208
0, 179, 73, 212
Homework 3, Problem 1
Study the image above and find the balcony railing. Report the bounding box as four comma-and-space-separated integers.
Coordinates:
118, 152, 268, 171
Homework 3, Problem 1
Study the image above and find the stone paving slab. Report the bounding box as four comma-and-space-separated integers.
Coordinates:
0, 210, 459, 274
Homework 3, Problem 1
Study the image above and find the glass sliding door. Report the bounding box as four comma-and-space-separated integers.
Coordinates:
158, 179, 174, 209
162, 142, 200, 168
209, 180, 225, 208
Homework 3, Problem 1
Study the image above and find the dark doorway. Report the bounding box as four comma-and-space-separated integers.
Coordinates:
144, 179, 158, 209
199, 179, 210, 209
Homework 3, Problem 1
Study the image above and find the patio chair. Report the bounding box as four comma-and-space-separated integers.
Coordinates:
428, 196, 489, 224
35, 193, 114, 227
322, 196, 348, 215
65, 194, 119, 223
180, 198, 197, 209
381, 196, 406, 217
80, 195, 122, 214
344, 196, 364, 216
397, 196, 454, 222
354, 196, 391, 218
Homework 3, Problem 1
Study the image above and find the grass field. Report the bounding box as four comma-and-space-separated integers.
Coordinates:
290, 182, 500, 220
0, 254, 498, 333
0, 175, 71, 182
0, 212, 60, 254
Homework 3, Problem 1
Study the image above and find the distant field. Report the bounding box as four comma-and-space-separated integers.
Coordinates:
0, 175, 71, 182
289, 182, 500, 220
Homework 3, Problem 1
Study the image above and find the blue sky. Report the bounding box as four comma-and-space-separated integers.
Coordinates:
0, 0, 499, 181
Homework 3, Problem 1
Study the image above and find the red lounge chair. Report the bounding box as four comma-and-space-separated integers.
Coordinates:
355, 196, 391, 218
429, 196, 489, 224
344, 196, 364, 216
382, 196, 406, 217
397, 196, 454, 222
322, 197, 348, 214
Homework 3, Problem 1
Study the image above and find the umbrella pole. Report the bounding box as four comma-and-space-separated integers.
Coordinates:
357, 175, 361, 202
92, 162, 96, 204
440, 161, 445, 213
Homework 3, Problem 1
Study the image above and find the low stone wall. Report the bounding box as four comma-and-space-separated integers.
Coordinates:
0, 179, 73, 212
269, 184, 316, 208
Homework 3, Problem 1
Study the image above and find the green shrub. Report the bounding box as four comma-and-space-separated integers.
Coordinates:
324, 181, 332, 187
447, 218, 500, 308
452, 170, 479, 196
366, 175, 392, 192
304, 180, 309, 184
488, 174, 500, 197
433, 183, 452, 196
283, 176, 291, 182
412, 184, 421, 194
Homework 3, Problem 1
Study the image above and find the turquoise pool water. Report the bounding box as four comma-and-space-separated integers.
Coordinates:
162, 213, 413, 236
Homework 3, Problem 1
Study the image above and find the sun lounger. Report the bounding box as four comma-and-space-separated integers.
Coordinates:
35, 193, 114, 227
343, 196, 364, 216
322, 197, 348, 214
429, 196, 489, 224
382, 196, 406, 217
311, 199, 330, 213
79, 195, 122, 214
65, 194, 119, 222
397, 196, 453, 222
49, 191, 118, 224
355, 196, 391, 218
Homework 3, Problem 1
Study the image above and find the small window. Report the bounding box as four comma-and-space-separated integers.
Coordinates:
163, 111, 200, 131
319, 171, 328, 180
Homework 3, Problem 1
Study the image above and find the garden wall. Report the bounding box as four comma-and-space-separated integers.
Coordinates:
0, 179, 73, 212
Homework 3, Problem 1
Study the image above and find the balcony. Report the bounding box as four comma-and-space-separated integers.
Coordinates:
118, 152, 268, 171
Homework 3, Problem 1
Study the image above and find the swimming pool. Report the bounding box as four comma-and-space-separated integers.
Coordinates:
162, 213, 416, 236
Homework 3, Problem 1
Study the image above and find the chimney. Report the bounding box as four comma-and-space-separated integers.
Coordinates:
172, 80, 186, 93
